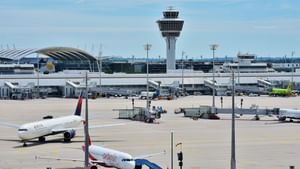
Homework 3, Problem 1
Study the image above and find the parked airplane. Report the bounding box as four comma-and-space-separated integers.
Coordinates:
0, 93, 125, 146
37, 135, 165, 169
270, 83, 292, 96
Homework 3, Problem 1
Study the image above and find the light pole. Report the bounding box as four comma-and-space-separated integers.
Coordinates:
144, 43, 152, 111
181, 51, 185, 92
231, 70, 236, 169
171, 131, 174, 169
36, 53, 40, 98
84, 72, 89, 169
291, 51, 295, 86
210, 44, 218, 114
98, 45, 102, 97
237, 55, 240, 85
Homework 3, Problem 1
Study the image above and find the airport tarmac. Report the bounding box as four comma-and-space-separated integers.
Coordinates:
1, 95, 300, 169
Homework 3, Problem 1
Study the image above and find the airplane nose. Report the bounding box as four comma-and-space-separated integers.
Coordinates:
17, 128, 29, 140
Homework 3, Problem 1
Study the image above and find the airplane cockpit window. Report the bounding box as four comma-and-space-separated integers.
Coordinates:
122, 159, 134, 161
18, 128, 28, 131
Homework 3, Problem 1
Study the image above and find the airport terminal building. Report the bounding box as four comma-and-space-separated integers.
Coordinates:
0, 47, 300, 99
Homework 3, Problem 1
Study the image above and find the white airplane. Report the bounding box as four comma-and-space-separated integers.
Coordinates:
0, 93, 125, 146
37, 135, 165, 169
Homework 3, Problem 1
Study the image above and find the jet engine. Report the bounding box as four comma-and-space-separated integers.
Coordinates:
43, 115, 53, 119
63, 129, 76, 142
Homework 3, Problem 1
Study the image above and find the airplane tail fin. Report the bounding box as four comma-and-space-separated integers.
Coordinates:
82, 120, 91, 146
74, 91, 83, 116
287, 82, 292, 90
88, 134, 92, 146
81, 121, 92, 153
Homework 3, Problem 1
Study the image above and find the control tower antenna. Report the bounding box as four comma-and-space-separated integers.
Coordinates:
157, 7, 184, 71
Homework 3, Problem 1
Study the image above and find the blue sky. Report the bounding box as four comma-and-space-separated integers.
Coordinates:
0, 0, 299, 59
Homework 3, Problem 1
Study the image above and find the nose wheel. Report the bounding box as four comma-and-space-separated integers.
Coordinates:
23, 142, 27, 147
38, 136, 46, 142
90, 165, 98, 169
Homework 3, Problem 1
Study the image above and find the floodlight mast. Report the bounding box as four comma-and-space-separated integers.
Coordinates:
181, 51, 185, 91
291, 51, 295, 85
210, 44, 218, 114
84, 72, 89, 169
98, 44, 102, 97
144, 44, 152, 112
231, 70, 236, 169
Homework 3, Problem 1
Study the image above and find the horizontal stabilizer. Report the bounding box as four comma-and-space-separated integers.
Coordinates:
36, 155, 105, 165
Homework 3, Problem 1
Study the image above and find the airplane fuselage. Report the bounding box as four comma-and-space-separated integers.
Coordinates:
88, 145, 135, 169
17, 115, 82, 141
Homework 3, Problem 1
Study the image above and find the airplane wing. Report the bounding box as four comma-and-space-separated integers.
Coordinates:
51, 122, 128, 133
134, 150, 166, 159
36, 156, 105, 165
35, 155, 84, 162
0, 120, 20, 129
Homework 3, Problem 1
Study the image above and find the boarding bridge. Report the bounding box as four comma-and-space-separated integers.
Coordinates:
204, 79, 228, 96
65, 81, 96, 98
3, 82, 34, 100
93, 87, 137, 97
234, 85, 269, 95
257, 79, 272, 88
148, 80, 160, 89
148, 80, 180, 99
176, 105, 275, 120
65, 81, 80, 98
114, 107, 162, 123
216, 107, 273, 116
0, 85, 9, 99
135, 159, 162, 169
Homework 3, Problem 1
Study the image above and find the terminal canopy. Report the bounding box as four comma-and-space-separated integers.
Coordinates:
0, 47, 97, 61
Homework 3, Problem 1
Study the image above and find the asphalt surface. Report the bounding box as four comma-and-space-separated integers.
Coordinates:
0, 95, 300, 169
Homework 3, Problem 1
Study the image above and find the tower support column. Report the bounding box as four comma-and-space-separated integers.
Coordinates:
166, 37, 177, 70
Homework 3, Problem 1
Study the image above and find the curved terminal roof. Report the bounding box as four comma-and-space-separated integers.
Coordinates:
0, 47, 97, 61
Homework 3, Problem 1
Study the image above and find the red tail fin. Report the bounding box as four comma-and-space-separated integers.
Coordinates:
88, 134, 91, 146
82, 120, 91, 146
74, 91, 83, 116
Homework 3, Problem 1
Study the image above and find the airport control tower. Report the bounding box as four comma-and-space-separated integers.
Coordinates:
157, 7, 184, 70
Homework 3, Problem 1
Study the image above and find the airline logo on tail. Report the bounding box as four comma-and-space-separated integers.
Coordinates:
74, 92, 83, 116
287, 82, 292, 91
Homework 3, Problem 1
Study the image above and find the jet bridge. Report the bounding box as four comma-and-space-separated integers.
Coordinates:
2, 81, 35, 99
216, 107, 274, 120
135, 159, 162, 169
257, 79, 272, 88
175, 105, 275, 120
204, 79, 228, 96
114, 107, 163, 123
148, 80, 160, 89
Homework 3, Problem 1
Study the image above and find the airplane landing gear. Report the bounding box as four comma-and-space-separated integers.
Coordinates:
38, 136, 46, 142
23, 142, 27, 147
253, 115, 260, 121
64, 138, 71, 142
